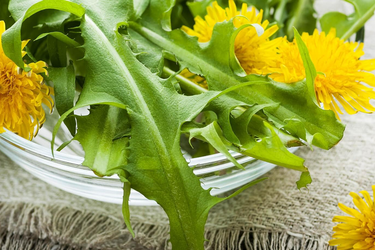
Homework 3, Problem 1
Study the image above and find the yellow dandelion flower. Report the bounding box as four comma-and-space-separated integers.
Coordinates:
330, 186, 375, 250
0, 21, 54, 140
270, 29, 375, 118
181, 0, 281, 75
180, 68, 208, 89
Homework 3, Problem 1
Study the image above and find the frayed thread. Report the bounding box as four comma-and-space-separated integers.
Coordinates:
0, 201, 160, 249
0, 202, 334, 250
204, 228, 336, 250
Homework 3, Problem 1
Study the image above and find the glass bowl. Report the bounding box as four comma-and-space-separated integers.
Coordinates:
0, 112, 297, 206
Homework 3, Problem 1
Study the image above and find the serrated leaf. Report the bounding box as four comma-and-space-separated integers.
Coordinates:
320, 0, 375, 40
70, 15, 225, 248
130, 18, 345, 150
3, 1, 344, 249
231, 105, 306, 171
246, 113, 304, 148
49, 64, 76, 135
183, 121, 244, 170
2, 0, 85, 69
34, 6, 252, 248
205, 96, 246, 146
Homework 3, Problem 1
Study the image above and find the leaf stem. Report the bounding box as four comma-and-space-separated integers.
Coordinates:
163, 67, 207, 95
341, 4, 375, 41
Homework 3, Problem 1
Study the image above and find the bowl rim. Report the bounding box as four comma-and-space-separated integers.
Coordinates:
0, 128, 276, 177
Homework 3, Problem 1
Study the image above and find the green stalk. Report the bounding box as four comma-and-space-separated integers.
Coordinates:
163, 67, 206, 95
340, 4, 375, 41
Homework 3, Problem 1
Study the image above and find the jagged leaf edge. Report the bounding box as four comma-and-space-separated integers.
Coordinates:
129, 18, 345, 150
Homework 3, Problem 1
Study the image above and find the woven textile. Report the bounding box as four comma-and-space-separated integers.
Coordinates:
3, 111, 375, 250
1, 1, 375, 249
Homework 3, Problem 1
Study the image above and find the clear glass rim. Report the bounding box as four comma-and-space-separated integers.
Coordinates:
1, 129, 292, 177
0, 129, 298, 205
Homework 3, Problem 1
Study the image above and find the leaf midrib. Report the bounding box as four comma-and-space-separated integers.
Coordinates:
86, 16, 169, 158
84, 16, 199, 248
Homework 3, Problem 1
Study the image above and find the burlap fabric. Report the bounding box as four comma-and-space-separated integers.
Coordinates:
1, 1, 375, 249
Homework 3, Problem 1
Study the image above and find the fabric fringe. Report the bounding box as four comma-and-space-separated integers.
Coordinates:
0, 201, 335, 250
0, 232, 76, 250
0, 201, 154, 250
204, 228, 336, 250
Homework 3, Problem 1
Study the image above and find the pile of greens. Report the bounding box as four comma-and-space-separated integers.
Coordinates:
1, 0, 373, 249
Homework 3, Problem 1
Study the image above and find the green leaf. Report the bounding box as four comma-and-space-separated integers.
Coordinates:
171, 73, 305, 149
296, 171, 312, 189
128, 28, 164, 74
183, 121, 245, 170
76, 14, 225, 247
174, 75, 307, 171
0, 0, 15, 28
320, 0, 375, 40
47, 36, 67, 67
285, 0, 316, 39
119, 171, 134, 237
246, 113, 304, 148
273, 0, 289, 28
36, 32, 81, 47
130, 18, 345, 150
49, 64, 76, 135
46, 9, 235, 248
130, 0, 150, 21
142, 0, 176, 31
293, 28, 318, 106
74, 105, 130, 176
231, 104, 306, 171
205, 97, 246, 146
4, 1, 344, 249
2, 0, 85, 69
